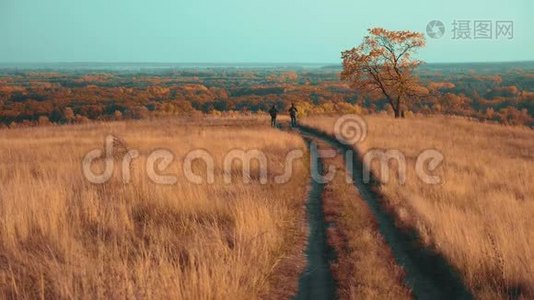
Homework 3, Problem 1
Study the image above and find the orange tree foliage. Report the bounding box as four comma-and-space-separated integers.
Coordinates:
0, 63, 532, 127
341, 28, 428, 118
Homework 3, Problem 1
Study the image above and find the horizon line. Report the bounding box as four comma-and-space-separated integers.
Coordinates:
1, 60, 534, 66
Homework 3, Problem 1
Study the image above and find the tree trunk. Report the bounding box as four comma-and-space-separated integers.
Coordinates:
394, 97, 402, 118
388, 99, 401, 118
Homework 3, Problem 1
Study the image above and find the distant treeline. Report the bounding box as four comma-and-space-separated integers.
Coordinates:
0, 66, 533, 127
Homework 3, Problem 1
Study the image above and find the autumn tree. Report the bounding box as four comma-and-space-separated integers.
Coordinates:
341, 28, 427, 118
64, 107, 75, 123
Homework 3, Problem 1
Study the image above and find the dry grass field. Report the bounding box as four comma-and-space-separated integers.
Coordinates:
302, 114, 534, 299
0, 116, 309, 299
2, 112, 532, 299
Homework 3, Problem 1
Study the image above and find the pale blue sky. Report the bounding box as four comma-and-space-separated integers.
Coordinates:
1, 0, 532, 63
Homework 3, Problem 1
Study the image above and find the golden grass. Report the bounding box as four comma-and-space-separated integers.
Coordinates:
302, 114, 534, 299
314, 140, 411, 299
0, 116, 308, 299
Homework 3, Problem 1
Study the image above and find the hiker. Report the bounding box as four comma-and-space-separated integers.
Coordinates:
289, 103, 298, 127
269, 105, 278, 128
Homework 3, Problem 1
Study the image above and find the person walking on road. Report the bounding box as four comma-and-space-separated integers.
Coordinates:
289, 103, 298, 127
269, 105, 278, 128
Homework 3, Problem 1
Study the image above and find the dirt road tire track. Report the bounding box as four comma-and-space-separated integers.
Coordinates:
294, 136, 337, 300
296, 125, 473, 300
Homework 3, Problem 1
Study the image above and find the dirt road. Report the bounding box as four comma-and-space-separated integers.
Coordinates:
294, 137, 336, 300
294, 125, 472, 300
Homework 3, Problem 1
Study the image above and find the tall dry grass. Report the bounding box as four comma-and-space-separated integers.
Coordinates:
303, 114, 534, 299
0, 117, 308, 299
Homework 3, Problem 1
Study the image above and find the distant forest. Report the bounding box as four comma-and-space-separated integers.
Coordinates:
0, 62, 533, 127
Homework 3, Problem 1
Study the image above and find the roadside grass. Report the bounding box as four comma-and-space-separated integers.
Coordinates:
302, 114, 534, 299
0, 116, 308, 299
